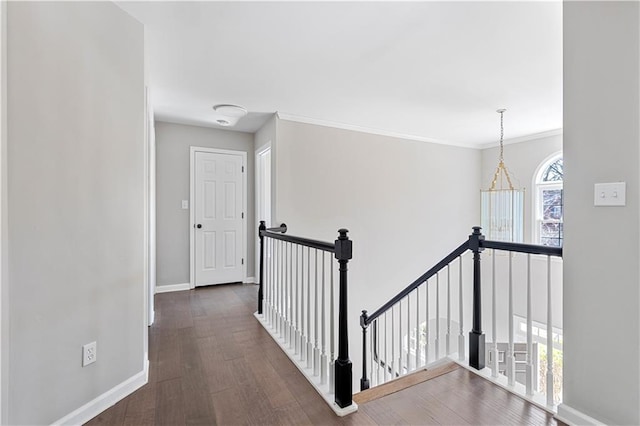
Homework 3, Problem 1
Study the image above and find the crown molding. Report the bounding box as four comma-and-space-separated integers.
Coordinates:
276, 112, 476, 149
478, 128, 563, 150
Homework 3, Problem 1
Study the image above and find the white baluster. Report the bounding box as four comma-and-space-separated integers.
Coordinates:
329, 258, 335, 390
446, 264, 451, 355
313, 249, 320, 376
425, 279, 430, 364
283, 242, 291, 343
507, 252, 515, 386
370, 319, 374, 386
415, 287, 420, 369
546, 255, 554, 406
280, 240, 285, 336
526, 254, 534, 396
376, 318, 381, 385
398, 300, 403, 375
458, 256, 465, 361
271, 238, 275, 327
320, 251, 327, 384
492, 249, 499, 378
300, 246, 308, 361
435, 273, 440, 359
294, 244, 299, 354
266, 238, 270, 325
306, 246, 313, 368
406, 294, 411, 372
273, 240, 280, 334
391, 306, 395, 378
384, 311, 389, 383
289, 243, 294, 348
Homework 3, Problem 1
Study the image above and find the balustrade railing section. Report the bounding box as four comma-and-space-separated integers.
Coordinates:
360, 227, 563, 411
255, 221, 356, 416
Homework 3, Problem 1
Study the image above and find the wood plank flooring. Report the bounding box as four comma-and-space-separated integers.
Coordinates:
86, 283, 563, 425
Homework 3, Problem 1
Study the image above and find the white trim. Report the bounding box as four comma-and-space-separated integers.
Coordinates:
451, 355, 555, 414
155, 283, 191, 294
0, 1, 6, 422
254, 312, 358, 417
478, 129, 564, 150
276, 112, 474, 148
52, 364, 148, 426
255, 142, 271, 281
243, 276, 256, 284
189, 146, 248, 289
556, 404, 606, 426
532, 152, 563, 245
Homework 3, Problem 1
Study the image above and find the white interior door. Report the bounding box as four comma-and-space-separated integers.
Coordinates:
194, 150, 245, 286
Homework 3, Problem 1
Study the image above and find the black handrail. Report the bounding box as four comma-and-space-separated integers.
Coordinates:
363, 240, 470, 326
481, 239, 562, 257
261, 228, 336, 252
257, 221, 354, 409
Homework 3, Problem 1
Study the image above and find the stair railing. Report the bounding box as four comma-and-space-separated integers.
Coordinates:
256, 221, 355, 414
360, 226, 563, 409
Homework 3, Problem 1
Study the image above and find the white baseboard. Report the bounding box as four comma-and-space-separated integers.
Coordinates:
556, 404, 605, 426
52, 360, 149, 425
155, 282, 190, 294
243, 276, 256, 284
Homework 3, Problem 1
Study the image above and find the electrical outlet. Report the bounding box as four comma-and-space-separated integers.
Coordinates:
82, 341, 97, 367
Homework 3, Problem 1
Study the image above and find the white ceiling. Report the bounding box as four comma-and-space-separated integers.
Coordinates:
117, 1, 562, 148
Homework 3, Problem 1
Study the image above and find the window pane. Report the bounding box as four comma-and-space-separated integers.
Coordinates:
540, 222, 563, 246
542, 189, 563, 221
542, 158, 563, 182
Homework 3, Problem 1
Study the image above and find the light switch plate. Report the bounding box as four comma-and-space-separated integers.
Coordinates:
594, 182, 626, 206
181, 200, 189, 209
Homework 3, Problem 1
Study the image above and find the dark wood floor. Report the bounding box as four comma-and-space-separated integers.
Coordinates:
86, 283, 561, 425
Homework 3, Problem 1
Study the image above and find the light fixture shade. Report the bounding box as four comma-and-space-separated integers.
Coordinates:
480, 108, 525, 242
212, 104, 248, 127
481, 188, 525, 242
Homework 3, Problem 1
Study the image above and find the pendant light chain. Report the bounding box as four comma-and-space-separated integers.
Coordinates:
488, 108, 514, 191
499, 110, 505, 163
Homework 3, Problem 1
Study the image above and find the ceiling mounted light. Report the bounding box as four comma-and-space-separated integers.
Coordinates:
212, 104, 248, 127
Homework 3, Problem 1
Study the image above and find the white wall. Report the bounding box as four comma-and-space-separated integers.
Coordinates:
7, 2, 145, 424
273, 118, 481, 389
155, 121, 255, 287
481, 134, 562, 243
562, 2, 639, 424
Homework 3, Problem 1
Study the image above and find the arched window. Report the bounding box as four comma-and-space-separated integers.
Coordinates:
535, 154, 563, 246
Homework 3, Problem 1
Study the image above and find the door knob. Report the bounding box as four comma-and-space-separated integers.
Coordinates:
196, 224, 202, 229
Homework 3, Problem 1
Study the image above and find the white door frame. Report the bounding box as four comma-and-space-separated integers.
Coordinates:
0, 1, 6, 421
254, 142, 271, 279
189, 146, 247, 289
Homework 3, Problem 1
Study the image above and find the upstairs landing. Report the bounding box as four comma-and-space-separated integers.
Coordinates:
86, 283, 563, 425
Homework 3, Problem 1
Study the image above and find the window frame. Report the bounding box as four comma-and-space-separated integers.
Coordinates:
533, 153, 563, 247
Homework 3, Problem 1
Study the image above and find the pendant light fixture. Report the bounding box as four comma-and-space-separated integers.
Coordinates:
480, 109, 525, 242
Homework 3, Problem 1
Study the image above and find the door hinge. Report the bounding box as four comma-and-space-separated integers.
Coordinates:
242, 212, 244, 219
242, 166, 244, 173
242, 258, 244, 265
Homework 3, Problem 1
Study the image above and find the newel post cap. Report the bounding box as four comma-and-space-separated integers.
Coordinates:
335, 229, 352, 261
469, 226, 485, 252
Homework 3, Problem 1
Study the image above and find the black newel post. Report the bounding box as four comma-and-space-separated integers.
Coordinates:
468, 226, 486, 370
360, 310, 370, 391
334, 229, 353, 408
257, 221, 266, 314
